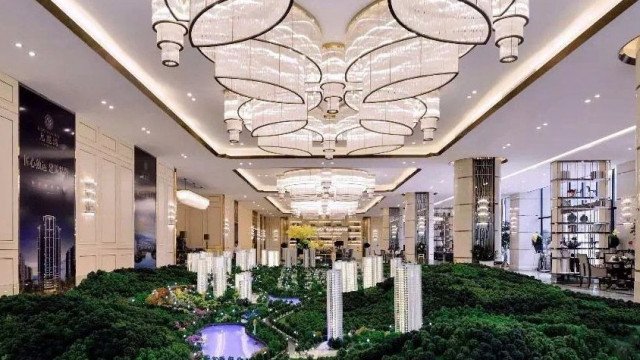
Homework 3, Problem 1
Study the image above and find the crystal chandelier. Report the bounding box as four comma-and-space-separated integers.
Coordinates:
152, 0, 529, 157
276, 169, 375, 218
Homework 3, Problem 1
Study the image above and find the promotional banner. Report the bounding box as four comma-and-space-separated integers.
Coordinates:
18, 85, 76, 294
134, 147, 157, 269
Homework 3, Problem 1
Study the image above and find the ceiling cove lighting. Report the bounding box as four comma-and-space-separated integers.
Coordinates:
148, 0, 530, 157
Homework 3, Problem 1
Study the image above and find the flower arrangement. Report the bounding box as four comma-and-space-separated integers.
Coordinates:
287, 225, 317, 248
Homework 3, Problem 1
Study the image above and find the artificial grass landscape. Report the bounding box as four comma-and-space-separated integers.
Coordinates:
1, 264, 639, 359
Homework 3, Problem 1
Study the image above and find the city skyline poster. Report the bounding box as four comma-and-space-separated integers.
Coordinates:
18, 85, 76, 294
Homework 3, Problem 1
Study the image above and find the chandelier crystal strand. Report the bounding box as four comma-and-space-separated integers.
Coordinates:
152, 0, 188, 67
321, 43, 347, 115
359, 98, 426, 136
259, 5, 323, 85
277, 169, 375, 202
492, 0, 516, 16
387, 0, 492, 45
223, 90, 246, 143
361, 37, 459, 103
493, 0, 529, 63
188, 0, 293, 47
203, 41, 308, 104
257, 129, 320, 156
238, 99, 308, 137
345, 127, 405, 155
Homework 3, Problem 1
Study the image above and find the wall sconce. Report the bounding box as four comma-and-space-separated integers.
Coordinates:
273, 229, 279, 242
224, 218, 230, 237
372, 229, 379, 243
82, 179, 97, 214
168, 203, 177, 226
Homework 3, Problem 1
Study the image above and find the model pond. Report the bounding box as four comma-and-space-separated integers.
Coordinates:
199, 324, 265, 359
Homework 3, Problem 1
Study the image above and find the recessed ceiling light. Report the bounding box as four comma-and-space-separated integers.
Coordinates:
628, 147, 633, 151
542, 123, 548, 126
240, 142, 244, 146
141, 127, 146, 131
584, 99, 591, 104
187, 92, 192, 97
402, 161, 406, 165
330, 161, 334, 165
146, 130, 150, 134
594, 94, 600, 98
506, 143, 511, 147
321, 162, 325, 165
28, 51, 36, 57
536, 126, 541, 130
108, 105, 114, 110
466, 95, 472, 99
243, 195, 247, 199
191, 97, 196, 102
239, 162, 243, 166
411, 161, 415, 164
502, 146, 507, 149
248, 162, 252, 165
14, 42, 22, 48
63, 128, 71, 133
101, 100, 107, 105
411, 141, 416, 145
472, 90, 477, 94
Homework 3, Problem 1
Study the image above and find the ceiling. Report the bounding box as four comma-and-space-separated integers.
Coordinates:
0, 0, 637, 216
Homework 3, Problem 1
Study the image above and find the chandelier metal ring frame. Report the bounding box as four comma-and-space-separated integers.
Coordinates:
257, 129, 324, 157
238, 99, 309, 137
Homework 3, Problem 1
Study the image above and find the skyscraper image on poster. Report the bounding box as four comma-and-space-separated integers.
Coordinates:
134, 147, 157, 269
18, 85, 76, 294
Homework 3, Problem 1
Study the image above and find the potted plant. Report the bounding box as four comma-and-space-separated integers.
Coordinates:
608, 229, 620, 249
531, 232, 543, 253
472, 244, 495, 266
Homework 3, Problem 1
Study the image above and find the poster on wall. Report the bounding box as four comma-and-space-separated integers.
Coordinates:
18, 85, 76, 294
134, 147, 157, 269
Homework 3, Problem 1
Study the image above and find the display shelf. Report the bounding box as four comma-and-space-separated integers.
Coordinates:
550, 160, 612, 272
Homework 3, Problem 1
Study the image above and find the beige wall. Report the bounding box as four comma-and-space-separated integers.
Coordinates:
237, 202, 253, 249
75, 117, 136, 283
0, 72, 19, 295
177, 195, 224, 252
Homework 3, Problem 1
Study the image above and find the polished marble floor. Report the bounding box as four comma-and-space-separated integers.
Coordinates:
513, 270, 634, 302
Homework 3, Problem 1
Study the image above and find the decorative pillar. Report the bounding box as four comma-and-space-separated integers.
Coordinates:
403, 193, 433, 263
453, 158, 501, 264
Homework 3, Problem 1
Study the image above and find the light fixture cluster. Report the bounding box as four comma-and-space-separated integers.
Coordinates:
151, 0, 529, 158
584, 93, 601, 104
177, 178, 209, 210
276, 168, 375, 218
15, 41, 36, 57
141, 126, 151, 135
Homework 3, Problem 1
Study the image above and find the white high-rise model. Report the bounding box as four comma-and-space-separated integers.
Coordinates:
223, 251, 233, 274
196, 257, 208, 294
394, 263, 423, 333
235, 271, 252, 300
266, 250, 280, 267
248, 248, 257, 269
260, 249, 268, 266
333, 260, 358, 292
390, 257, 403, 278
362, 255, 384, 289
326, 269, 343, 340
210, 256, 227, 297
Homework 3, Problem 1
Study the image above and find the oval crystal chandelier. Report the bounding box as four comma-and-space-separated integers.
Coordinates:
152, 0, 530, 157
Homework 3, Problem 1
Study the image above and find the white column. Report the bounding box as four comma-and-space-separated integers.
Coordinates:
635, 45, 640, 302
509, 191, 540, 271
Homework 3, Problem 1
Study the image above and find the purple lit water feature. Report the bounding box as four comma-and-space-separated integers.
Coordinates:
268, 295, 301, 305
200, 324, 265, 358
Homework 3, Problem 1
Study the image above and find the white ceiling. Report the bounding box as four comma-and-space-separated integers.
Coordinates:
0, 0, 637, 216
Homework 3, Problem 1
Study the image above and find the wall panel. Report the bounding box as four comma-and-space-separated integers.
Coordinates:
0, 71, 19, 295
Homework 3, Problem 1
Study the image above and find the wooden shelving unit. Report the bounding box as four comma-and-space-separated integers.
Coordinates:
550, 160, 611, 275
